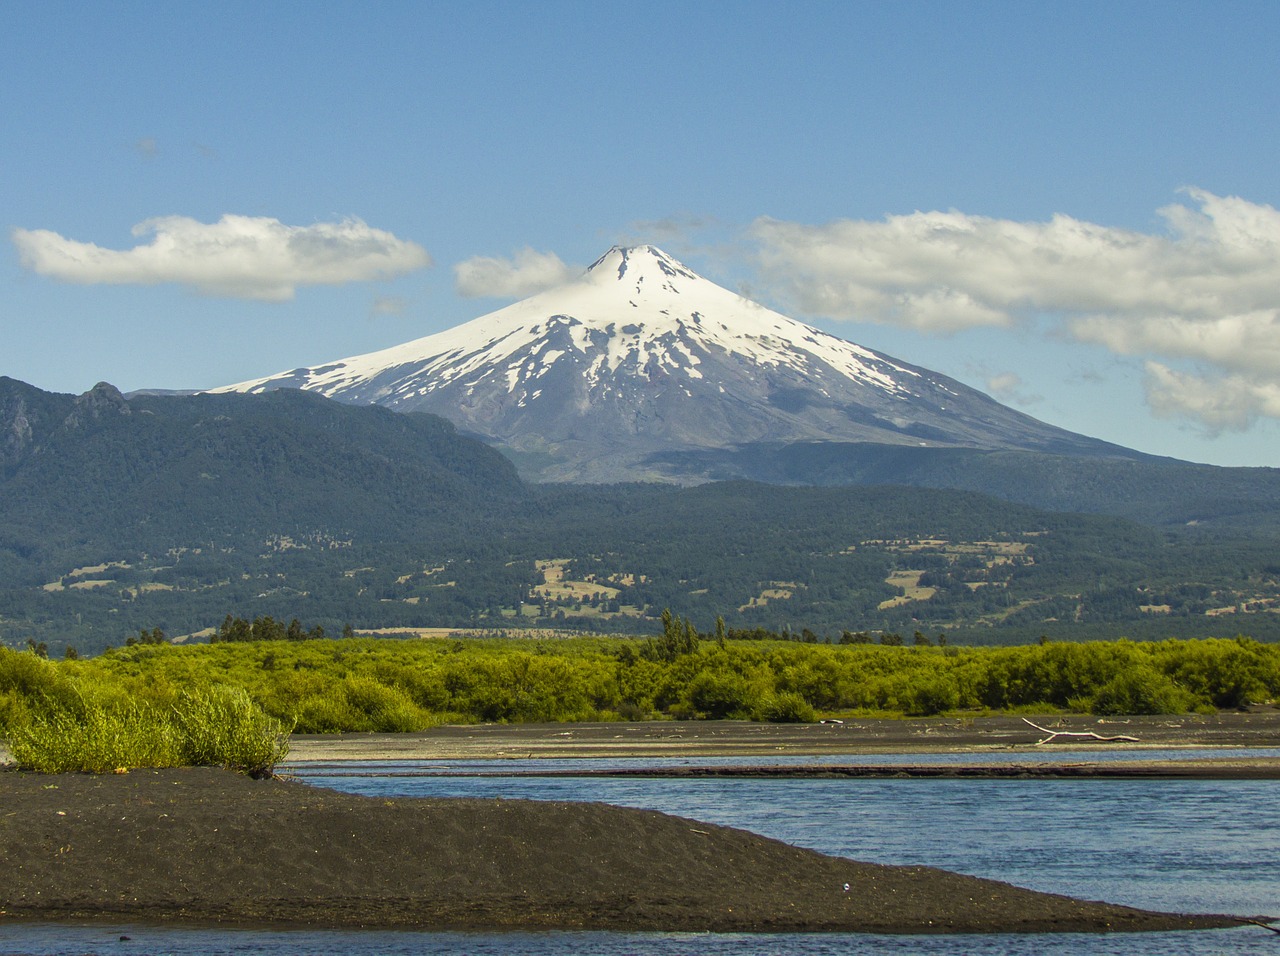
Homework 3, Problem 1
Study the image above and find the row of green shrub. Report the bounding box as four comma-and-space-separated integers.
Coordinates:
3, 634, 1275, 752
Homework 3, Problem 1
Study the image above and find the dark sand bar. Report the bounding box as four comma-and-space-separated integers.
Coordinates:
0, 767, 1251, 934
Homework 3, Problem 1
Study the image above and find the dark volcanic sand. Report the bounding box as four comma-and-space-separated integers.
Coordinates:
0, 767, 1245, 934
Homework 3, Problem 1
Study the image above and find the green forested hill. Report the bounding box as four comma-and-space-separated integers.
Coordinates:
0, 383, 522, 558
0, 381, 1276, 652
648, 441, 1280, 532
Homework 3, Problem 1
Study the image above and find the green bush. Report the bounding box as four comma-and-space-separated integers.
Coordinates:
903, 674, 961, 716
0, 646, 82, 731
681, 669, 752, 719
1160, 638, 1276, 708
336, 675, 426, 733
1090, 666, 1195, 716
758, 691, 816, 723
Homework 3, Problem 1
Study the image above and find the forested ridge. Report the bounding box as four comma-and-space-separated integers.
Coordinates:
652, 441, 1280, 533
1, 379, 1278, 653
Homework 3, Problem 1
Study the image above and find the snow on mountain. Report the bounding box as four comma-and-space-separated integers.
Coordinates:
221, 246, 912, 399
215, 245, 1132, 481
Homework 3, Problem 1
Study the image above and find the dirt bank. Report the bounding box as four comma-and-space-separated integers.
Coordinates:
0, 767, 1246, 934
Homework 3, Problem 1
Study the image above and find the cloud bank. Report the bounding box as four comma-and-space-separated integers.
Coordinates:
750, 189, 1280, 430
454, 247, 574, 298
983, 371, 1041, 407
11, 215, 431, 301
369, 295, 408, 318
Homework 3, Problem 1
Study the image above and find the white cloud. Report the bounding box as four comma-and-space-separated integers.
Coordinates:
749, 189, 1280, 428
622, 214, 716, 246
983, 371, 1040, 406
454, 247, 574, 298
369, 295, 408, 318
1067, 310, 1280, 379
1144, 362, 1280, 434
11, 215, 431, 301
986, 372, 1022, 397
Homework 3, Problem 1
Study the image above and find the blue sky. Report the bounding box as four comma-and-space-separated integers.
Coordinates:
3, 1, 1278, 466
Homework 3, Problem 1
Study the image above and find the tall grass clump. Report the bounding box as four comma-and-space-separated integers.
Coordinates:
172, 686, 292, 777
5, 684, 290, 777
7, 692, 183, 773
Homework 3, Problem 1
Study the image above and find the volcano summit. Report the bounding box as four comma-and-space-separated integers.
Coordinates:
218, 245, 1135, 481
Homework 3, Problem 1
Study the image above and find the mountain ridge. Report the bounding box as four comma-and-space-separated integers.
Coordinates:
215, 246, 1145, 482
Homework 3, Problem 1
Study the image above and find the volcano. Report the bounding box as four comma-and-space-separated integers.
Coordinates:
216, 245, 1136, 481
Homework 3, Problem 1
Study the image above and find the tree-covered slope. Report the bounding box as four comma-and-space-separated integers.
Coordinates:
648, 441, 1280, 532
0, 384, 522, 552
0, 381, 1276, 652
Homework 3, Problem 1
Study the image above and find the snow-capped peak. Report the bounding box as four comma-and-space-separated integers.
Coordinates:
216, 244, 914, 402
586, 244, 701, 287
211, 243, 1108, 483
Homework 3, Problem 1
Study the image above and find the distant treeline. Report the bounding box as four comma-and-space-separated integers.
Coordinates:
728, 626, 946, 646
211, 615, 336, 643
3, 628, 1276, 740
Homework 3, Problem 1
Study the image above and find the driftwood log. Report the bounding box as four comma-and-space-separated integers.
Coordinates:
1023, 718, 1140, 745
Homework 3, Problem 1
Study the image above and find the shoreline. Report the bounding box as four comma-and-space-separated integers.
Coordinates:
292, 759, 1280, 780
281, 712, 1280, 772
